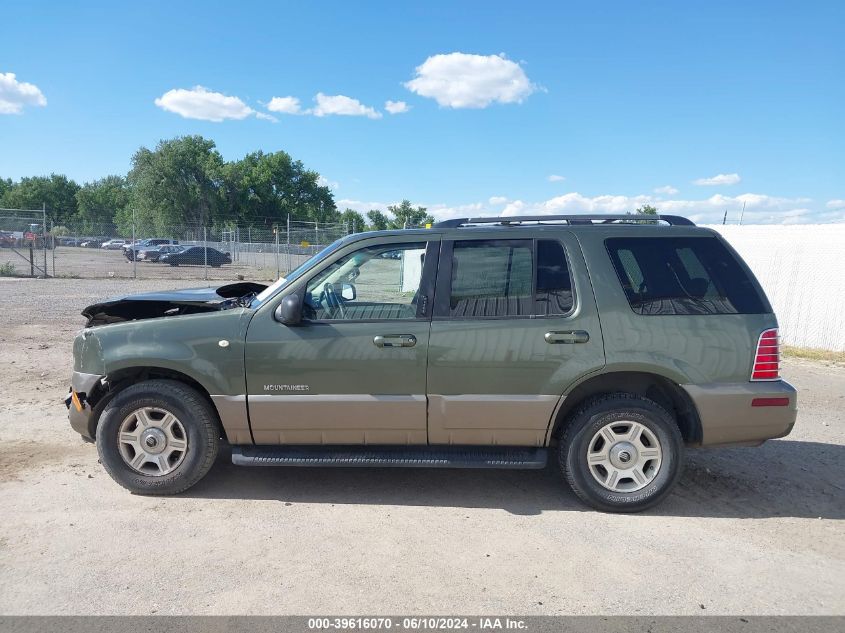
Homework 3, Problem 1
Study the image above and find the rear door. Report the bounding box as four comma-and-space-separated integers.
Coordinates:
427, 232, 605, 446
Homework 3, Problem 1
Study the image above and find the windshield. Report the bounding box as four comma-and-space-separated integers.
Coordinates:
251, 238, 346, 307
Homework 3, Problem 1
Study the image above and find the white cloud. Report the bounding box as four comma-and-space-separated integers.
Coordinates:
317, 175, 339, 190
385, 100, 410, 114
488, 196, 508, 205
693, 173, 741, 186
826, 199, 845, 209
654, 185, 679, 195
267, 96, 305, 115
312, 93, 382, 119
405, 52, 536, 109
0, 72, 47, 114
154, 86, 261, 122
547, 174, 566, 182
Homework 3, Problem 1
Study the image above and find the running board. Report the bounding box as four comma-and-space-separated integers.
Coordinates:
231, 445, 548, 469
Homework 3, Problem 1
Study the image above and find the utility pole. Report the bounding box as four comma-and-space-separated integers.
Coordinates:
722, 210, 727, 225
203, 226, 208, 281
739, 201, 747, 225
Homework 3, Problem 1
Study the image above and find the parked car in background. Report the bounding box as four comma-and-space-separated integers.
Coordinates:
137, 244, 185, 262
81, 237, 110, 248
124, 238, 180, 261
58, 237, 85, 247
102, 239, 131, 250
0, 231, 15, 247
160, 246, 231, 267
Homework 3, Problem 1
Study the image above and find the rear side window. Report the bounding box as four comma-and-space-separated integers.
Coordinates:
449, 240, 533, 317
536, 239, 574, 315
605, 237, 767, 315
444, 238, 575, 318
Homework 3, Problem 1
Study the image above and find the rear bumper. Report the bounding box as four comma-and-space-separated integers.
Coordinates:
65, 371, 105, 441
683, 380, 797, 447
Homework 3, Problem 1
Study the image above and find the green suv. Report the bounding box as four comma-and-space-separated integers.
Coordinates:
65, 214, 797, 512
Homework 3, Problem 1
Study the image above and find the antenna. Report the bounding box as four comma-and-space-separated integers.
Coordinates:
722, 210, 727, 225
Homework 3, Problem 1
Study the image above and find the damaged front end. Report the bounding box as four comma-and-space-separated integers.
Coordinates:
80, 281, 267, 327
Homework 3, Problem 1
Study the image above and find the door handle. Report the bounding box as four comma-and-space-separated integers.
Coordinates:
545, 330, 590, 344
373, 334, 417, 348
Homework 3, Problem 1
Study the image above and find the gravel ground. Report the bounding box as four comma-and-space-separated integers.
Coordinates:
0, 277, 843, 615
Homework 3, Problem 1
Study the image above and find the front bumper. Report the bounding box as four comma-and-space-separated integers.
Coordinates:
683, 380, 798, 447
65, 371, 105, 441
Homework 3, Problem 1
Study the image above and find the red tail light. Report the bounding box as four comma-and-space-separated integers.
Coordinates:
751, 328, 780, 381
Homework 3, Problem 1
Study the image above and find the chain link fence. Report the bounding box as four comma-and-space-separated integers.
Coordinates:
1, 209, 352, 281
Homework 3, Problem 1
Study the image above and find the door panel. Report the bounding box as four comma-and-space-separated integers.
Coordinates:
245, 239, 437, 445
427, 233, 605, 446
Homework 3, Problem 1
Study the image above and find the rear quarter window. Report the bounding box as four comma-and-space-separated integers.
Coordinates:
605, 236, 768, 315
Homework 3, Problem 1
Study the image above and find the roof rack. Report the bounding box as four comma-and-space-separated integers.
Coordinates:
432, 214, 695, 228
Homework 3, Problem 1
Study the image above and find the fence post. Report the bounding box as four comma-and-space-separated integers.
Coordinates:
29, 243, 34, 277
275, 226, 280, 279
203, 226, 208, 281
42, 203, 48, 277
131, 211, 137, 280
50, 218, 55, 277
286, 214, 291, 275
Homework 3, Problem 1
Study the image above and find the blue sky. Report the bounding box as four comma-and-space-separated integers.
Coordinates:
1, 0, 843, 224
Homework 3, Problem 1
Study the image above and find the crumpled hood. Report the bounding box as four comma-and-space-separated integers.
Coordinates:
81, 281, 267, 327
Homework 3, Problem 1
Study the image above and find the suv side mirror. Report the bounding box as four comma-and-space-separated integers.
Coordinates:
341, 283, 356, 301
274, 294, 302, 325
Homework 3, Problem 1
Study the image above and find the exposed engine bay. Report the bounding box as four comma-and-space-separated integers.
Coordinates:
80, 282, 267, 327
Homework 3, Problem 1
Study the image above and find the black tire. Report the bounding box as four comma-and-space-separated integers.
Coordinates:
558, 393, 684, 513
95, 379, 219, 495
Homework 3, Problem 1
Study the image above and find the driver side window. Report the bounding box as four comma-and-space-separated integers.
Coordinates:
303, 242, 428, 321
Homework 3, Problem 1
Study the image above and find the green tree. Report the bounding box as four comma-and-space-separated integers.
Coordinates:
386, 199, 434, 229
123, 136, 224, 235
340, 209, 367, 233
633, 204, 658, 215
0, 174, 80, 224
0, 177, 13, 201
366, 209, 389, 231
220, 151, 336, 227
75, 175, 129, 234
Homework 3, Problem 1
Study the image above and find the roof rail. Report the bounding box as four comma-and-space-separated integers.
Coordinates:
432, 214, 695, 228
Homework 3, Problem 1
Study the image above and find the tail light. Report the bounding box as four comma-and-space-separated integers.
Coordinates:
751, 328, 780, 381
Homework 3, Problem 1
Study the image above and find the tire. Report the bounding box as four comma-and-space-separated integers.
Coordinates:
558, 393, 684, 513
95, 379, 220, 495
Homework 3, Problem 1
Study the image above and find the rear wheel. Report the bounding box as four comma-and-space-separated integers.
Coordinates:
96, 380, 219, 495
558, 393, 684, 512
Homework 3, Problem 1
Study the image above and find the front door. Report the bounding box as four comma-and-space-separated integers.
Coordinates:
245, 238, 439, 445
427, 233, 606, 446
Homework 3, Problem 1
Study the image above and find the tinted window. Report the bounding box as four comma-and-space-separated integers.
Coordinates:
536, 239, 574, 315
449, 240, 533, 317
605, 237, 767, 315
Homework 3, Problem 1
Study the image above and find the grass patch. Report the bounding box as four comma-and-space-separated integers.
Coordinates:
782, 345, 845, 365
0, 262, 19, 277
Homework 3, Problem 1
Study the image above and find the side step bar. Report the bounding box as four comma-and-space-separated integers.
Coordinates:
231, 445, 548, 469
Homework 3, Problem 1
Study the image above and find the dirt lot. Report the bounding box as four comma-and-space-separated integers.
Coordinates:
0, 277, 843, 615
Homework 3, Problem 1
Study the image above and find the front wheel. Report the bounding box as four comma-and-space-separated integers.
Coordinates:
96, 380, 220, 495
558, 393, 684, 512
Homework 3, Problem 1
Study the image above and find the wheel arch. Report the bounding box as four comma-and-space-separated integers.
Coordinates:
548, 370, 702, 446
86, 366, 224, 440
